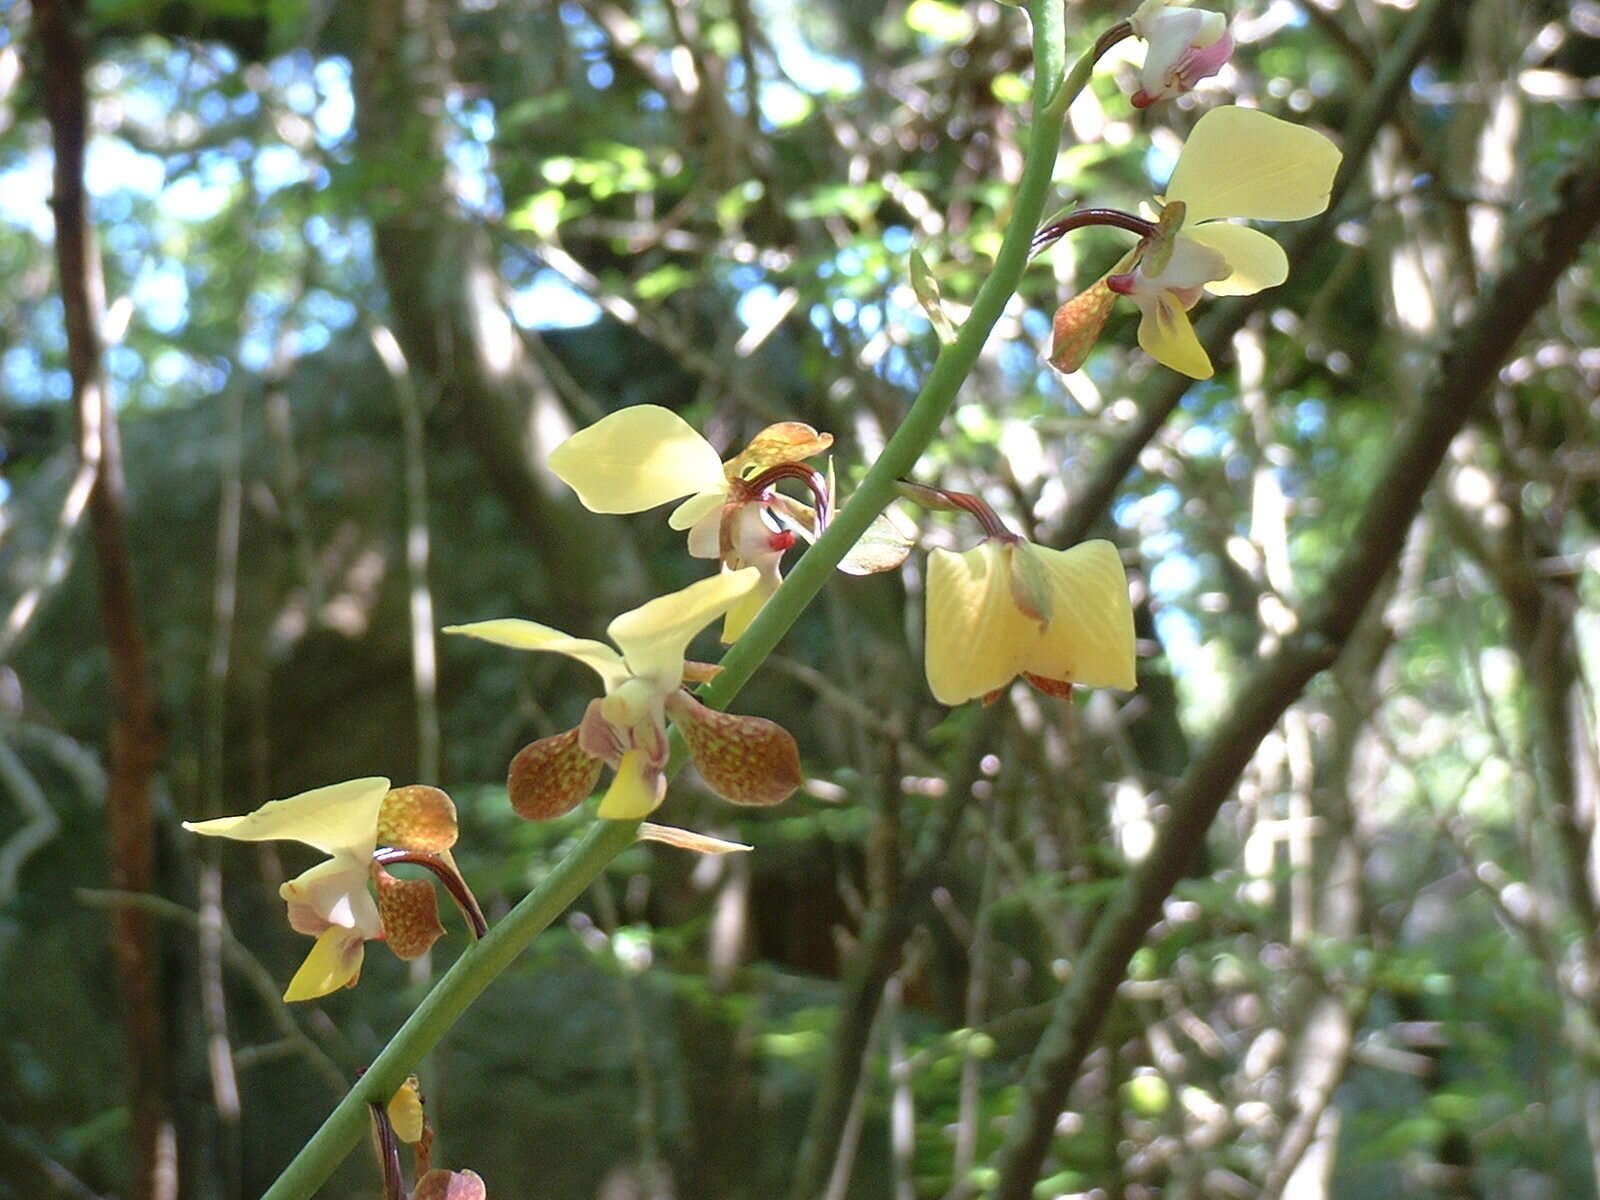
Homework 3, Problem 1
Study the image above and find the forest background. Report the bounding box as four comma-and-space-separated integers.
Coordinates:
2, 0, 1600, 1196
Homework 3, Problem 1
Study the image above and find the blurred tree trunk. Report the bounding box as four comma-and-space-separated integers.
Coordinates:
351, 0, 636, 623
36, 2, 171, 1196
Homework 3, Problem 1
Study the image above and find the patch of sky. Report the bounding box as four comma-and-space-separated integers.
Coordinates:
757, 0, 862, 96
1154, 606, 1201, 662
133, 262, 190, 334
149, 349, 195, 391
735, 283, 782, 331
587, 60, 615, 89
509, 270, 602, 330
877, 344, 921, 392
1148, 553, 1199, 599
87, 137, 165, 198
1020, 308, 1050, 340
832, 297, 858, 326
0, 151, 57, 241
3, 347, 45, 403
836, 247, 864, 277
303, 290, 357, 332
640, 91, 667, 113
239, 330, 274, 373
162, 154, 242, 222
882, 225, 913, 256
287, 324, 331, 357
312, 58, 355, 148
1144, 140, 1180, 193
108, 345, 143, 382
1178, 422, 1219, 457
253, 143, 308, 194
1293, 397, 1326, 438
858, 304, 882, 337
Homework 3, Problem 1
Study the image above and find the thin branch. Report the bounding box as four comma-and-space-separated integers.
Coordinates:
37, 4, 169, 1194
76, 889, 349, 1096
982, 126, 1600, 1200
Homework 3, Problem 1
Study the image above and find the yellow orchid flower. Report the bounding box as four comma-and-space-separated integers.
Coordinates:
925, 538, 1137, 706
446, 569, 802, 821
548, 405, 911, 642
1112, 106, 1341, 378
375, 1076, 488, 1199
184, 779, 478, 1001
548, 406, 831, 639
1127, 1, 1232, 109
1043, 106, 1341, 379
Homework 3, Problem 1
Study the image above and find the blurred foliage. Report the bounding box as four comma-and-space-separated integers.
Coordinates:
1, 0, 1599, 1197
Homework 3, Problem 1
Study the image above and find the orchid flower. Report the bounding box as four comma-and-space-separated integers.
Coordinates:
927, 538, 1137, 705
376, 1077, 487, 1200
901, 483, 1136, 706
445, 569, 801, 821
1044, 105, 1341, 379
548, 405, 910, 642
1127, 0, 1232, 109
184, 779, 481, 1001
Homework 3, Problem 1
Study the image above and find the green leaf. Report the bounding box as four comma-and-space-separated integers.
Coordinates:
910, 249, 959, 344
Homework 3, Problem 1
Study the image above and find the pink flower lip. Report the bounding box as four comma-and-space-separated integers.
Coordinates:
1107, 272, 1138, 295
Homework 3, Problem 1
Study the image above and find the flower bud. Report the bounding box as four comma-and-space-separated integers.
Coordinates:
1128, 1, 1231, 108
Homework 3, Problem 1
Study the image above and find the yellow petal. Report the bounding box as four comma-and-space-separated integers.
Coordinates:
668, 488, 729, 532
283, 926, 366, 1002
387, 1077, 426, 1144
443, 620, 629, 691
1137, 291, 1214, 379
720, 568, 781, 643
183, 777, 390, 858
924, 543, 1035, 706
1021, 540, 1137, 691
1166, 106, 1342, 225
596, 747, 666, 820
1184, 222, 1289, 296
606, 568, 759, 689
548, 405, 726, 513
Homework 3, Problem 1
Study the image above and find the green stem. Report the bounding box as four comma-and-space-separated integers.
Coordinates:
261, 818, 637, 1199
263, 3, 1108, 1193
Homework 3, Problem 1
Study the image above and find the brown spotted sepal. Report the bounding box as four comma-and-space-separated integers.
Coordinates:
507, 727, 603, 821
667, 691, 802, 807
413, 1171, 487, 1200
374, 866, 447, 960
379, 785, 459, 852
1049, 277, 1116, 374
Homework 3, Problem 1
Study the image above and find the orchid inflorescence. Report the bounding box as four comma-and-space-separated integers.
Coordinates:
187, 8, 1346, 1192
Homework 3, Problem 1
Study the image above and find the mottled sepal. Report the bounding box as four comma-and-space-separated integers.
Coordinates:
668, 692, 802, 806
378, 785, 458, 852
724, 422, 834, 479
837, 508, 917, 575
1049, 277, 1116, 374
508, 727, 603, 821
375, 866, 446, 960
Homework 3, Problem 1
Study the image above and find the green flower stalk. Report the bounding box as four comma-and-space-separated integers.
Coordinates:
261, 4, 1122, 1194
